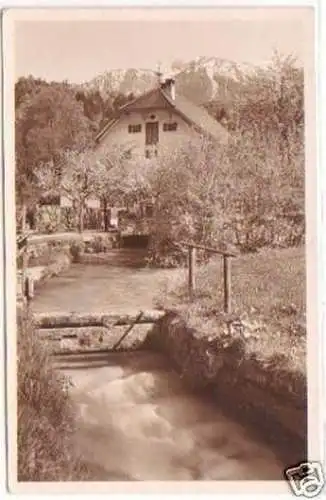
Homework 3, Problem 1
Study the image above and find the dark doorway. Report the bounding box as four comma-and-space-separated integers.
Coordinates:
145, 121, 159, 145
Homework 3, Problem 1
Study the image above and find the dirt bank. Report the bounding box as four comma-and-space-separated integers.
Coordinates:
147, 312, 307, 468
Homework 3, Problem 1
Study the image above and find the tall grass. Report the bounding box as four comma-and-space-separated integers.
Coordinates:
157, 246, 306, 375
17, 310, 90, 481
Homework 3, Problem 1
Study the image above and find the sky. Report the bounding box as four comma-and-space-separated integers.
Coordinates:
14, 8, 313, 84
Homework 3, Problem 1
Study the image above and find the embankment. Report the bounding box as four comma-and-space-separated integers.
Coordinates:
17, 310, 95, 481
24, 232, 120, 290
147, 311, 307, 468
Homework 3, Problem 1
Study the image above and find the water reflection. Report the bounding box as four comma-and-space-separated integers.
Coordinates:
60, 351, 283, 481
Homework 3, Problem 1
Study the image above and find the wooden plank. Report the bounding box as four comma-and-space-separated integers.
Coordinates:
112, 311, 144, 351
33, 310, 164, 329
36, 326, 107, 341
51, 346, 139, 357
179, 240, 238, 258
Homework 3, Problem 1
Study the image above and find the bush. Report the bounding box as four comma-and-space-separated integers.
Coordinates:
146, 238, 187, 268
17, 310, 90, 481
28, 240, 71, 267
89, 235, 113, 253
129, 129, 304, 266
60, 207, 78, 232
69, 240, 85, 263
35, 206, 62, 234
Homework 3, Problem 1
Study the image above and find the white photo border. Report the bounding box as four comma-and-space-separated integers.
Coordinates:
1, 1, 324, 499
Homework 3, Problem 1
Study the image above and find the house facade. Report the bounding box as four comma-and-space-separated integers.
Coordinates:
94, 77, 229, 159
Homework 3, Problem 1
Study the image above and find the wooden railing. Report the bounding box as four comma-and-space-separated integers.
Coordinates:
177, 241, 238, 314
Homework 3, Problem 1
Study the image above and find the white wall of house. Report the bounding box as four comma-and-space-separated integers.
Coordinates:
95, 109, 198, 160
59, 109, 199, 210
60, 196, 100, 209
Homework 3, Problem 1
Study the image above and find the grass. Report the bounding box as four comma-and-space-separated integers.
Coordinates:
156, 246, 306, 376
17, 310, 92, 481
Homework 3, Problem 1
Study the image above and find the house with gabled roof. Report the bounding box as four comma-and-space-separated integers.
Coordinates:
94, 76, 229, 159
57, 75, 230, 233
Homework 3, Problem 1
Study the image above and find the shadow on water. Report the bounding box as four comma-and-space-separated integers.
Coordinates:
99, 248, 149, 269
55, 350, 170, 372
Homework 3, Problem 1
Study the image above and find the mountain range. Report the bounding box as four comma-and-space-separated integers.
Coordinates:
81, 56, 263, 105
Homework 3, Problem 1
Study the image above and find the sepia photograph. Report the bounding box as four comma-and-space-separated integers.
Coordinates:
2, 4, 323, 495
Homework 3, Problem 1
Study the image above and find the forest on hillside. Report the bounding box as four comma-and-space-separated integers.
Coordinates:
15, 54, 305, 260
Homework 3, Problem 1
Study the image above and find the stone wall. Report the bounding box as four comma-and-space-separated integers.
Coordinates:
147, 312, 307, 467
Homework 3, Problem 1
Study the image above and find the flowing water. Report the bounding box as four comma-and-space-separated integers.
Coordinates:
58, 351, 283, 481
32, 252, 284, 481
32, 252, 176, 314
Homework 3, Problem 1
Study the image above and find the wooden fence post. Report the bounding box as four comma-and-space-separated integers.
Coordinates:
223, 255, 231, 313
188, 245, 196, 296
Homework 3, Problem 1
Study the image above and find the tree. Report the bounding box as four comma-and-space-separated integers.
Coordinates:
93, 140, 160, 231
36, 142, 142, 233
126, 123, 304, 265
15, 82, 95, 231
119, 137, 230, 264
234, 53, 304, 162
16, 84, 94, 209
206, 54, 304, 152
37, 150, 102, 233
93, 143, 135, 230
15, 76, 48, 110
76, 89, 105, 127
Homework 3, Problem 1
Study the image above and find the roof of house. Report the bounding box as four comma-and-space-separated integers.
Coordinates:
95, 85, 230, 144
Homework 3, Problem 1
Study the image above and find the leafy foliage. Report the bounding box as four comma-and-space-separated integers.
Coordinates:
15, 82, 94, 209
37, 150, 101, 232
17, 311, 90, 480
75, 89, 135, 130
15, 54, 305, 251
15, 76, 136, 217
206, 53, 304, 144
140, 55, 305, 261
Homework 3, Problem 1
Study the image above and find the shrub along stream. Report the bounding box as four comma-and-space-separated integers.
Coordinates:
17, 309, 96, 481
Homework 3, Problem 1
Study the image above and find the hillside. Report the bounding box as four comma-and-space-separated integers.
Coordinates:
81, 56, 262, 104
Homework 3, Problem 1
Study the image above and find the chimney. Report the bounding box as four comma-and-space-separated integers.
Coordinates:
161, 77, 176, 101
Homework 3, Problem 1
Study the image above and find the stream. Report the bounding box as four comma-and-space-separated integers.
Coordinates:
56, 350, 283, 481
32, 255, 284, 481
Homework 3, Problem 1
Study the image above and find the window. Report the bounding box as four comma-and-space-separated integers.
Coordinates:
163, 122, 178, 132
128, 124, 142, 133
